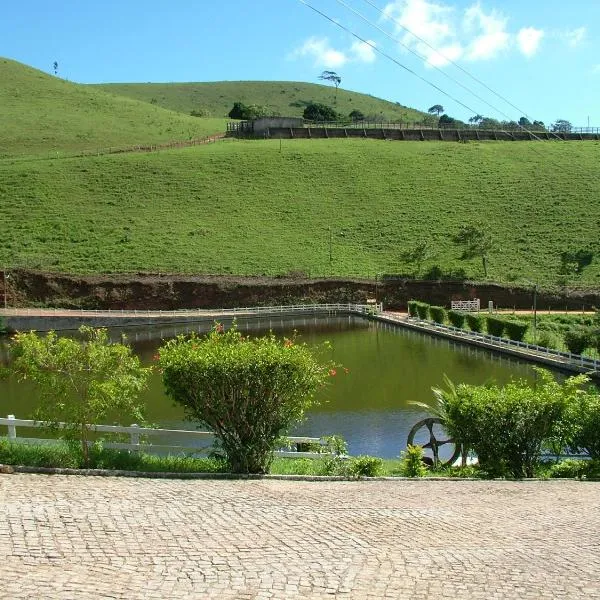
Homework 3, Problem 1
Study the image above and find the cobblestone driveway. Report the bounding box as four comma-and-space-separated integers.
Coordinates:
1, 475, 599, 599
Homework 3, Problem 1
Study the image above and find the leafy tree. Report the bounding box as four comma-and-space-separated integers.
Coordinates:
228, 102, 271, 120
159, 323, 334, 474
401, 240, 431, 277
532, 120, 546, 130
438, 114, 456, 127
452, 222, 493, 278
479, 117, 501, 129
52, 61, 58, 76
468, 114, 483, 126
228, 101, 248, 119
319, 70, 342, 102
303, 102, 339, 122
11, 327, 150, 465
559, 249, 594, 279
349, 109, 365, 122
552, 119, 573, 133
428, 104, 444, 116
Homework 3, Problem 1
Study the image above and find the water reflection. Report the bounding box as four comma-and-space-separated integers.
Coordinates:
0, 315, 550, 458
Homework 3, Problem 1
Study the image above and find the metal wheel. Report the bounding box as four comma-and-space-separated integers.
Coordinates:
406, 417, 461, 467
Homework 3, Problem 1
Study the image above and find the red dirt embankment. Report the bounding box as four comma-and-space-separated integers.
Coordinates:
2, 270, 599, 312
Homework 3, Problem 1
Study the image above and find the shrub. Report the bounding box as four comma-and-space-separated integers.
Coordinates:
400, 444, 427, 477
569, 390, 600, 458
447, 310, 466, 329
10, 327, 150, 465
466, 313, 483, 332
303, 102, 339, 121
504, 320, 529, 342
535, 330, 560, 349
549, 458, 587, 479
415, 301, 430, 320
349, 455, 384, 477
158, 323, 333, 474
440, 370, 587, 478
429, 306, 446, 324
564, 327, 592, 355
486, 316, 505, 337
407, 300, 419, 317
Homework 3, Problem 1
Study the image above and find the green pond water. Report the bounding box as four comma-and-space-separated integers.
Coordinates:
0, 315, 546, 458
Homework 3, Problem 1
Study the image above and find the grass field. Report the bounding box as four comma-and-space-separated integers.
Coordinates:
2, 137, 599, 285
0, 58, 227, 158
92, 80, 427, 122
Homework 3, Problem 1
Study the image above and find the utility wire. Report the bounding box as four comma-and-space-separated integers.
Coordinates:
336, 0, 548, 141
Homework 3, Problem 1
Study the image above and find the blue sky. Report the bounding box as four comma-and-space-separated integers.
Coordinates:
2, 0, 598, 126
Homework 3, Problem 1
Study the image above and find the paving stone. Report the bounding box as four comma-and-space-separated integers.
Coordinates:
0, 475, 599, 599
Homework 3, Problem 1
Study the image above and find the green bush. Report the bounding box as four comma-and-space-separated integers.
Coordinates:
429, 306, 446, 324
447, 310, 466, 329
486, 316, 505, 337
158, 323, 332, 474
569, 390, 600, 458
466, 313, 483, 332
349, 455, 384, 477
549, 458, 587, 479
407, 300, 419, 317
415, 301, 430, 320
504, 320, 529, 342
564, 327, 592, 355
400, 444, 427, 477
536, 330, 560, 349
440, 370, 586, 477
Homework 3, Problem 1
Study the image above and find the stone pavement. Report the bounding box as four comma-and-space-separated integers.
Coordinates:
0, 475, 599, 599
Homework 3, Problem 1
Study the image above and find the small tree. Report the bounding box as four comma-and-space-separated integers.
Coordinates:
349, 109, 365, 122
401, 240, 431, 277
469, 114, 483, 126
303, 102, 339, 122
319, 70, 342, 102
159, 323, 334, 474
551, 119, 572, 133
452, 222, 493, 278
52, 61, 58, 76
428, 104, 444, 117
11, 327, 150, 464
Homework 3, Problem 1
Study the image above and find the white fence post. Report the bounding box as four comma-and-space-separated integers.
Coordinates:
7, 414, 16, 439
130, 424, 140, 451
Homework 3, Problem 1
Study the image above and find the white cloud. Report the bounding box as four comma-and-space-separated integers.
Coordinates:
517, 27, 544, 57
381, 0, 549, 66
463, 3, 510, 61
562, 27, 586, 48
292, 37, 348, 68
350, 40, 377, 63
592, 64, 600, 74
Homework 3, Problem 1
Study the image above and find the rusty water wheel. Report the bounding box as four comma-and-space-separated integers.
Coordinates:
406, 417, 461, 468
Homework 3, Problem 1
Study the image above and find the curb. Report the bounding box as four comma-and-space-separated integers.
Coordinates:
1, 464, 590, 482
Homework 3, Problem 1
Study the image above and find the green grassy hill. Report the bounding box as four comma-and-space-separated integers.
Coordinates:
1, 138, 599, 286
92, 80, 427, 122
0, 58, 227, 158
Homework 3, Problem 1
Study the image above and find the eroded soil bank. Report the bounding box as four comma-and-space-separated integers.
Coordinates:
2, 270, 599, 311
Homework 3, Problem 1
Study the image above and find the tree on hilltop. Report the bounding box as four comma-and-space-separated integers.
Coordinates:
52, 61, 58, 76
428, 104, 444, 117
319, 71, 342, 103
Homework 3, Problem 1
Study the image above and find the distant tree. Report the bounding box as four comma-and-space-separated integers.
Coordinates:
452, 222, 493, 278
319, 71, 342, 103
303, 102, 339, 122
428, 104, 444, 117
228, 102, 248, 119
532, 120, 546, 131
469, 114, 483, 126
349, 109, 365, 122
228, 102, 271, 120
401, 241, 432, 277
479, 117, 501, 130
552, 119, 573, 133
518, 116, 531, 128
502, 120, 520, 131
52, 61, 58, 76
438, 114, 456, 128
560, 250, 594, 277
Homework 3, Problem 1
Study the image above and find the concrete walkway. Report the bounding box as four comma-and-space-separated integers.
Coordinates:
1, 474, 599, 599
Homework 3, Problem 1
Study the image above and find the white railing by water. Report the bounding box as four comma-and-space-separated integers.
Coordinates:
0, 416, 333, 459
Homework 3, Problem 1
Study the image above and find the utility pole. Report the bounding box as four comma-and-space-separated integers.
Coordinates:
532, 283, 537, 344
328, 226, 332, 266
3, 269, 7, 309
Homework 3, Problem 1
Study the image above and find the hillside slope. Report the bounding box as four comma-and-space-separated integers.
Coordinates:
92, 80, 427, 122
1, 139, 599, 286
0, 58, 227, 157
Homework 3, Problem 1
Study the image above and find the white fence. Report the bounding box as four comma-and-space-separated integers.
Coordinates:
396, 315, 600, 373
450, 299, 480, 312
0, 303, 382, 319
0, 416, 333, 459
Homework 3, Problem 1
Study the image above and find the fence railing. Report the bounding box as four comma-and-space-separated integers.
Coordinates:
387, 314, 600, 373
450, 299, 480, 312
0, 302, 382, 319
0, 416, 335, 459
